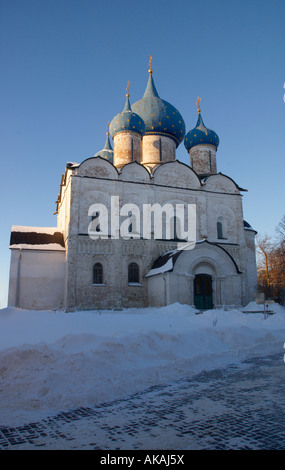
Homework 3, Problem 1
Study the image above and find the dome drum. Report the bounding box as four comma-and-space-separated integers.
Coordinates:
113, 132, 142, 168
189, 144, 217, 177
141, 134, 176, 167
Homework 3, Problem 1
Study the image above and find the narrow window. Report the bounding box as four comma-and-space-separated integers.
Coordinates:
93, 263, 103, 284
131, 137, 134, 161
159, 138, 162, 161
128, 262, 139, 283
209, 151, 212, 171
217, 221, 223, 239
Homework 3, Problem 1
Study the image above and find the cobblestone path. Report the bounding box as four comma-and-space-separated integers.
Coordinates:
1, 353, 285, 450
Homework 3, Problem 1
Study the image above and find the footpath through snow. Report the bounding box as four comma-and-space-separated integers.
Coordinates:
0, 302, 285, 426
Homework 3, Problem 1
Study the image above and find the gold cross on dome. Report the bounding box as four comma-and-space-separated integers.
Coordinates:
196, 96, 201, 113
126, 81, 130, 97
149, 54, 153, 74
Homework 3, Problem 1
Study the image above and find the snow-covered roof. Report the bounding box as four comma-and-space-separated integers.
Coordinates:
146, 239, 243, 278
11, 226, 59, 234
66, 162, 80, 169
243, 220, 257, 234
146, 249, 181, 278
10, 226, 65, 251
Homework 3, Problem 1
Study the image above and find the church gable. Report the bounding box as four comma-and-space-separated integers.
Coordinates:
203, 173, 241, 194
120, 161, 151, 183
152, 161, 201, 189
77, 156, 118, 179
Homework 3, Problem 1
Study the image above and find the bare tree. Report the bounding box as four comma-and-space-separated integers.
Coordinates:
256, 234, 273, 297
256, 230, 285, 302
276, 214, 285, 242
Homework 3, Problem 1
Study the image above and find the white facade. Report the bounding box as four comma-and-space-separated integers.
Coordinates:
8, 69, 258, 311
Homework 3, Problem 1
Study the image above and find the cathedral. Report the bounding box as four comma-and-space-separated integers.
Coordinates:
8, 60, 258, 311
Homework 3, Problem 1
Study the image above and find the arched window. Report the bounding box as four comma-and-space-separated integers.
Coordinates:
217, 221, 223, 239
128, 262, 139, 284
93, 262, 103, 284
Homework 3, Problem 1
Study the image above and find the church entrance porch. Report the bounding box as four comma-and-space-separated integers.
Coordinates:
147, 240, 244, 308
194, 274, 213, 310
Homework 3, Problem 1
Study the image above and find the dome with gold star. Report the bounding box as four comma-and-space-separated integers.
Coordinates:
184, 100, 219, 151
131, 61, 186, 147
109, 84, 145, 139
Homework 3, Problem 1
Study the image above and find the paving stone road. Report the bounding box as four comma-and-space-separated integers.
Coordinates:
1, 353, 285, 450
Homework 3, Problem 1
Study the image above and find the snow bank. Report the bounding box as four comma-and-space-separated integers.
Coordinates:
0, 302, 285, 426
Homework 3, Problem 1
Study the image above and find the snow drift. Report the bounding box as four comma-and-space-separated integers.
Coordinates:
0, 302, 285, 426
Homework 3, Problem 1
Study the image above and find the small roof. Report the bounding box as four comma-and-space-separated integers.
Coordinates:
95, 126, 114, 163
146, 240, 242, 277
10, 226, 65, 250
145, 249, 181, 277
243, 220, 257, 234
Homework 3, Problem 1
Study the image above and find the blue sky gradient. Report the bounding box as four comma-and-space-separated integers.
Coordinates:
0, 0, 284, 307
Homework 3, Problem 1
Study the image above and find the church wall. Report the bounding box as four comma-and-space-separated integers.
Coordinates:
8, 249, 65, 310
221, 274, 243, 307
73, 236, 178, 310
206, 195, 242, 245
57, 168, 73, 240
60, 158, 256, 311
147, 275, 166, 306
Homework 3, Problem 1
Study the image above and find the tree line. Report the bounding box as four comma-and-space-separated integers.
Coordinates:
256, 215, 285, 303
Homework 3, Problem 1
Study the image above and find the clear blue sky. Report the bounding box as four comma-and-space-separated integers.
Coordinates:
0, 0, 284, 308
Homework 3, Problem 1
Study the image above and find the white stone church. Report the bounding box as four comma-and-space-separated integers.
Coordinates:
8, 63, 258, 311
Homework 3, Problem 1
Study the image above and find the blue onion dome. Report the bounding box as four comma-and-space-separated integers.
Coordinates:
109, 83, 145, 139
94, 124, 114, 163
131, 62, 186, 147
184, 99, 219, 151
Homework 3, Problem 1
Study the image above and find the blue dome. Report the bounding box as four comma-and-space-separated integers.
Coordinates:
132, 73, 186, 147
184, 111, 219, 151
95, 129, 114, 163
109, 94, 145, 138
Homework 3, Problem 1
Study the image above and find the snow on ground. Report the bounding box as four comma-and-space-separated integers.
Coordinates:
0, 302, 285, 427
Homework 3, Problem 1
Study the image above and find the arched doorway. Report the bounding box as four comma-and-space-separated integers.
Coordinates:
194, 274, 213, 309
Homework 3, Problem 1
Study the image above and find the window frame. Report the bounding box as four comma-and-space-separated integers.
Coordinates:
93, 262, 104, 285
128, 262, 140, 285
217, 221, 224, 240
